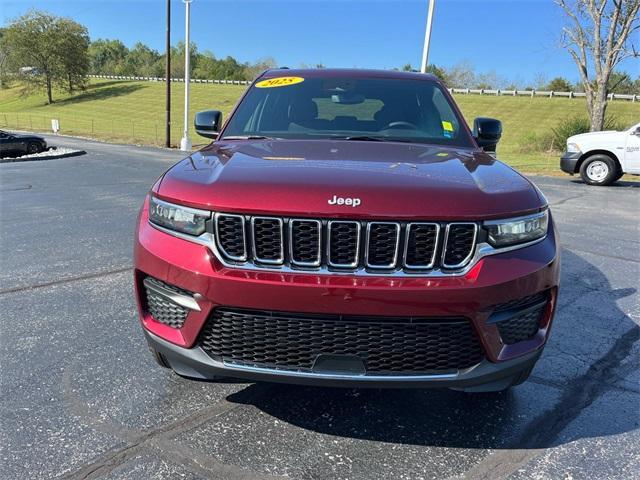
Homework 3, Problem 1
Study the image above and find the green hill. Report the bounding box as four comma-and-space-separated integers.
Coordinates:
1, 79, 638, 174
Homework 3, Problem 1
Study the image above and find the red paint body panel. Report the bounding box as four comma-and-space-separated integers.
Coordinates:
157, 141, 542, 221
134, 198, 560, 364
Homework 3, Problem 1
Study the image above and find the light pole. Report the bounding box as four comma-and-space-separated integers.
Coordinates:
180, 0, 193, 152
420, 0, 436, 73
165, 0, 171, 148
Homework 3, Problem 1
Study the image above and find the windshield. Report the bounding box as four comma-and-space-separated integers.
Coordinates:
222, 75, 475, 148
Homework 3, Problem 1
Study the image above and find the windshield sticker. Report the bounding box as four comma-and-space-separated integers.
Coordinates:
442, 121, 454, 138
255, 77, 305, 88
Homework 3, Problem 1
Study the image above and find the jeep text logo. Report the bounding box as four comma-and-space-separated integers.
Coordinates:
328, 195, 361, 207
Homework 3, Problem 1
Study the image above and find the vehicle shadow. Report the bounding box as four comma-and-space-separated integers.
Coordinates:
53, 84, 146, 106
85, 79, 142, 89
225, 249, 639, 450
570, 179, 640, 188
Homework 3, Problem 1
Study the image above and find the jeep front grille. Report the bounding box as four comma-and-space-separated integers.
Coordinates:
213, 213, 478, 273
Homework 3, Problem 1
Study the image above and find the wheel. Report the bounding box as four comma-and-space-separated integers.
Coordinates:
26, 142, 41, 154
579, 154, 618, 186
612, 168, 624, 183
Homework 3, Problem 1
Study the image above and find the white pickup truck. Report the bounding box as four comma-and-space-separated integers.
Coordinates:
560, 122, 640, 185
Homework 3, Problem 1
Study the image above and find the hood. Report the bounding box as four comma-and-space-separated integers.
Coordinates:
156, 139, 543, 221
568, 130, 620, 143
12, 133, 43, 140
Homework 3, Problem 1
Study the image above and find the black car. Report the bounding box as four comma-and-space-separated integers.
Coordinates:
0, 130, 47, 157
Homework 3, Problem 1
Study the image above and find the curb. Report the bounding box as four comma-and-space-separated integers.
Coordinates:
0, 150, 87, 164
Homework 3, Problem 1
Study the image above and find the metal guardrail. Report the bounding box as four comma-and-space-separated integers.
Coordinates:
87, 74, 251, 85
448, 87, 637, 102
86, 76, 638, 101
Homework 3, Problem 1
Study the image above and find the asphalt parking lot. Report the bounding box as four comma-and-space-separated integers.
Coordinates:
1, 134, 638, 480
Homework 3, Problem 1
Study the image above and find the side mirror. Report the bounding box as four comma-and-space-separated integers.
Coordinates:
194, 110, 222, 139
473, 117, 502, 152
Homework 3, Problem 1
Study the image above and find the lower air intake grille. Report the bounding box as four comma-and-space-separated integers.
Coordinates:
199, 308, 485, 374
492, 292, 549, 345
143, 277, 190, 329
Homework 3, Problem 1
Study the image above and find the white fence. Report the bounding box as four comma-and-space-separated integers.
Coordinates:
447, 87, 638, 102
88, 74, 251, 85
87, 75, 639, 101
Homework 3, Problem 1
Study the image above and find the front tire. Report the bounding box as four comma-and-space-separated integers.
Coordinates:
579, 154, 618, 186
26, 142, 41, 154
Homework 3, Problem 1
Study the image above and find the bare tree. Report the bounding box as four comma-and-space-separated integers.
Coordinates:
556, 0, 640, 131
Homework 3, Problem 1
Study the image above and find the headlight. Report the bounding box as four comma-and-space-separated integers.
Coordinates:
148, 196, 210, 236
484, 211, 549, 248
566, 142, 581, 153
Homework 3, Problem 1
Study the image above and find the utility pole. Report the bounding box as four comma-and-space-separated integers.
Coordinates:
420, 0, 436, 73
180, 0, 193, 152
165, 0, 171, 148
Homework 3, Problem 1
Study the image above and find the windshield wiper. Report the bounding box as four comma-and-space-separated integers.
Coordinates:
339, 135, 416, 143
222, 135, 278, 140
336, 135, 386, 142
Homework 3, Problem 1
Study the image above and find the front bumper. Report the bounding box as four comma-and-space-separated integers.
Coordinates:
145, 328, 542, 390
560, 151, 581, 174
134, 202, 560, 388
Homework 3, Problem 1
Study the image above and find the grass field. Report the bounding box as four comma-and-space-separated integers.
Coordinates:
1, 79, 638, 174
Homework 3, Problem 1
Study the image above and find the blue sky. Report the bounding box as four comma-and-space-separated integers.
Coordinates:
2, 0, 638, 84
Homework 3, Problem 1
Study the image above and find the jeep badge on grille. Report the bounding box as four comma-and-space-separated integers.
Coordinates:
328, 195, 361, 207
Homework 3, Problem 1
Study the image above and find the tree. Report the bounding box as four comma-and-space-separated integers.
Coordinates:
546, 77, 573, 91
425, 64, 448, 84
56, 17, 90, 92
532, 72, 548, 90
242, 56, 277, 81
169, 41, 199, 78
606, 71, 636, 93
0, 28, 9, 88
445, 60, 476, 88
124, 42, 162, 77
3, 10, 89, 102
556, 0, 640, 131
88, 39, 128, 75
474, 70, 508, 90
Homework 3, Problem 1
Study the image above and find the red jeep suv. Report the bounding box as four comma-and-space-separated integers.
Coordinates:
134, 69, 559, 392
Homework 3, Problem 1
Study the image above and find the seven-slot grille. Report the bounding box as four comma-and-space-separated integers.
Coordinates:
213, 213, 478, 273
199, 308, 485, 374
